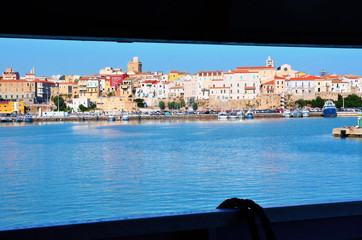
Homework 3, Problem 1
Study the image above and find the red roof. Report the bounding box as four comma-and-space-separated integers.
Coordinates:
236, 66, 274, 70
263, 80, 275, 85
287, 76, 323, 81
142, 80, 159, 84
0, 79, 30, 83
225, 70, 258, 74
169, 71, 179, 73
245, 86, 256, 89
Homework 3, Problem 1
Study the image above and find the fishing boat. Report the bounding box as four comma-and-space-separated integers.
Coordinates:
237, 111, 245, 119
218, 112, 227, 120
16, 116, 23, 122
292, 108, 302, 118
246, 109, 253, 119
283, 109, 292, 118
121, 112, 130, 121
24, 115, 33, 122
229, 111, 237, 120
108, 115, 116, 121
322, 100, 337, 117
302, 107, 310, 117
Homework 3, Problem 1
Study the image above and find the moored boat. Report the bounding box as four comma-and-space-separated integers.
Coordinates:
16, 116, 23, 122
322, 100, 337, 117
229, 111, 237, 120
218, 112, 227, 120
108, 115, 116, 121
283, 109, 292, 118
302, 107, 310, 117
122, 112, 130, 121
24, 114, 33, 122
292, 108, 302, 118
237, 111, 245, 119
246, 109, 253, 119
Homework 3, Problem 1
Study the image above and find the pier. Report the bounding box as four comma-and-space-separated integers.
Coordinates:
333, 126, 362, 138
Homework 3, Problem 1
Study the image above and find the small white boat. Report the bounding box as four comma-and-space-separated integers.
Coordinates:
218, 112, 228, 120
16, 116, 23, 123
283, 109, 292, 118
292, 109, 302, 118
108, 115, 116, 121
229, 111, 237, 120
24, 115, 33, 122
302, 107, 310, 117
237, 111, 245, 119
122, 112, 130, 121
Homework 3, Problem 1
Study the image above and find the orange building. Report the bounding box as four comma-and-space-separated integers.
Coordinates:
0, 101, 25, 114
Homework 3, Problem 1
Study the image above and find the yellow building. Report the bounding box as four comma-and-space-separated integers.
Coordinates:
168, 71, 187, 82
0, 101, 25, 114
96, 96, 137, 113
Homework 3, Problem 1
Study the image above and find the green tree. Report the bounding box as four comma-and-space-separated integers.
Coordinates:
180, 98, 186, 108
192, 102, 198, 111
159, 101, 165, 110
295, 99, 307, 107
107, 91, 115, 97
167, 101, 175, 110
53, 95, 66, 111
134, 98, 145, 108
78, 104, 87, 112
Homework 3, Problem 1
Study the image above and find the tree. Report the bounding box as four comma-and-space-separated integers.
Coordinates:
52, 95, 66, 111
295, 99, 307, 107
167, 101, 175, 110
192, 102, 198, 111
159, 101, 165, 110
180, 98, 186, 108
134, 98, 145, 108
78, 104, 87, 112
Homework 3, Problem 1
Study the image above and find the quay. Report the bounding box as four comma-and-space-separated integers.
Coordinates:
333, 112, 362, 137
333, 126, 362, 138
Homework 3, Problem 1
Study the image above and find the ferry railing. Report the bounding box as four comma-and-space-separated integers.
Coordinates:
1, 200, 361, 240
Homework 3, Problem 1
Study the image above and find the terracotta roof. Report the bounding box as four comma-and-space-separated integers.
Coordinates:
0, 79, 30, 83
169, 71, 179, 73
236, 66, 275, 70
142, 80, 159, 84
58, 82, 76, 85
263, 80, 275, 85
245, 86, 256, 89
287, 76, 323, 81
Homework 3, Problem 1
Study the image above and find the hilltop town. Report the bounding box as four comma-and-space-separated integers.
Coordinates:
0, 56, 361, 115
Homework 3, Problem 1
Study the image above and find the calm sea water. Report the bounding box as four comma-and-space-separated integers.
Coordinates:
0, 117, 361, 228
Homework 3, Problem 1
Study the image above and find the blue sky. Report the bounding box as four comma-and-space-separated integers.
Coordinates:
1, 37, 362, 77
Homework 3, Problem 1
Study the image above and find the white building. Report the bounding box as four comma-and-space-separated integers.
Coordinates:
331, 79, 351, 93
285, 76, 319, 95
169, 86, 184, 99
67, 98, 91, 112
195, 71, 224, 100
210, 69, 260, 101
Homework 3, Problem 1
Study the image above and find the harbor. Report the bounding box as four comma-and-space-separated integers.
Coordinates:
2, 111, 360, 123
333, 112, 362, 137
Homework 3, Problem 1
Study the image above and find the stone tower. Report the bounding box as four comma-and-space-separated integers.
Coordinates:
266, 56, 274, 67
127, 56, 142, 73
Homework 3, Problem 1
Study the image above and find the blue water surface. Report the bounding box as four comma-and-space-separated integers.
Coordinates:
0, 117, 361, 228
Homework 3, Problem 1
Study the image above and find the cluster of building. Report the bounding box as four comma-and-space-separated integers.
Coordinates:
1, 56, 362, 114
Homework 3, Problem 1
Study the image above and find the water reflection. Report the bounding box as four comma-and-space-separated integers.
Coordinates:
0, 117, 361, 228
